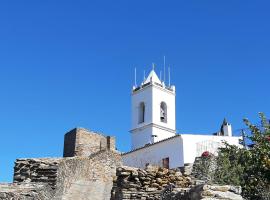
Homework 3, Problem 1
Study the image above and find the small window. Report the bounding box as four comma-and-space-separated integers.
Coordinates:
138, 102, 145, 124
160, 102, 167, 123
162, 157, 169, 169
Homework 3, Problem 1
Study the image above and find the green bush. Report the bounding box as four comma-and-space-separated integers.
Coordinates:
214, 113, 270, 199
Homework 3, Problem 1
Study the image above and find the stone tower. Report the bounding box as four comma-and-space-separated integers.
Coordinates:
130, 69, 176, 150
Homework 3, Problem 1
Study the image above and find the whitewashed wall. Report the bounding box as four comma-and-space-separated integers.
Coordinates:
131, 84, 176, 149
123, 134, 242, 169
122, 136, 184, 169
151, 85, 176, 133
181, 134, 242, 164
131, 86, 152, 130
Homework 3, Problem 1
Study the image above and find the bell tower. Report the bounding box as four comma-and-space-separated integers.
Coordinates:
130, 69, 176, 150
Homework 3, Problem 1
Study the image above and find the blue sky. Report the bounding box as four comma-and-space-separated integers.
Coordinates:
0, 1, 270, 182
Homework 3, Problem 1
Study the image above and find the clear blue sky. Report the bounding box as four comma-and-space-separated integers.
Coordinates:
0, 1, 270, 182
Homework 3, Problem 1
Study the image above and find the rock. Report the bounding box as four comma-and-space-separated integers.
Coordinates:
229, 186, 242, 195
210, 185, 230, 192
131, 170, 138, 177
175, 171, 182, 176
156, 178, 162, 184
156, 171, 164, 178
145, 165, 158, 172
201, 190, 215, 197
151, 183, 159, 188
138, 170, 146, 177
111, 166, 243, 200
119, 171, 131, 176
146, 187, 158, 192
143, 181, 151, 186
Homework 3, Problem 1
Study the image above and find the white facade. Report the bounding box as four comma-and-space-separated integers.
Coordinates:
123, 136, 184, 169
131, 70, 176, 149
180, 134, 241, 164
122, 134, 242, 168
123, 68, 242, 169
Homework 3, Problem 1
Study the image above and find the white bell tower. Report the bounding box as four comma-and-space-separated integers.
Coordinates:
130, 69, 176, 150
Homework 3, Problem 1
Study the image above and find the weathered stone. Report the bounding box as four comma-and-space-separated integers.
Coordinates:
0, 128, 245, 200
111, 166, 243, 200
229, 186, 242, 195
210, 185, 230, 192
63, 128, 116, 157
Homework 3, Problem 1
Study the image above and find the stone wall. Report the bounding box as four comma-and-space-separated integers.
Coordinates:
13, 158, 62, 189
181, 184, 243, 200
55, 150, 122, 200
0, 128, 121, 200
111, 166, 243, 200
63, 128, 116, 157
8, 150, 122, 200
111, 165, 192, 200
0, 128, 244, 200
0, 183, 54, 200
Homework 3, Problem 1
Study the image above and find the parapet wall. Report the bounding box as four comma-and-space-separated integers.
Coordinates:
63, 128, 116, 157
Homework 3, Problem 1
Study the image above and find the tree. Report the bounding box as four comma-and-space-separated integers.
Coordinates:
214, 113, 270, 199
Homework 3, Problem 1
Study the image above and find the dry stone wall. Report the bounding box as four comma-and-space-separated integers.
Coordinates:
0, 183, 54, 200
13, 158, 61, 189
111, 166, 243, 200
111, 165, 192, 200
8, 151, 122, 200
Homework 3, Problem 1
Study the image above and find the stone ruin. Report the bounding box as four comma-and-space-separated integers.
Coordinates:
0, 128, 121, 200
0, 128, 243, 200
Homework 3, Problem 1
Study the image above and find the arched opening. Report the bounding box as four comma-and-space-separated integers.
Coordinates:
160, 102, 167, 123
138, 102, 145, 124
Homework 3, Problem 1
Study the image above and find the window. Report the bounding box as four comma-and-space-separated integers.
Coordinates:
160, 102, 167, 123
138, 102, 145, 124
162, 157, 169, 169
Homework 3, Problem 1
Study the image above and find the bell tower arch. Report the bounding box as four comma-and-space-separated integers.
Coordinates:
130, 69, 176, 150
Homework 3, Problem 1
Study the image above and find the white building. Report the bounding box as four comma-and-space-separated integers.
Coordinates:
122, 69, 242, 169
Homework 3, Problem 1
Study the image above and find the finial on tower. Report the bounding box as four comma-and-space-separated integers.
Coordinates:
152, 63, 155, 70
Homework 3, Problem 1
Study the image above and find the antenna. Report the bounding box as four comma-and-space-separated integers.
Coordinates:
168, 66, 171, 86
160, 71, 162, 81
134, 67, 137, 87
152, 63, 155, 70
143, 70, 146, 81
163, 56, 166, 84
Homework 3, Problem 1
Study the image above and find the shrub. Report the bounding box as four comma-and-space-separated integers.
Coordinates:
215, 113, 270, 199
